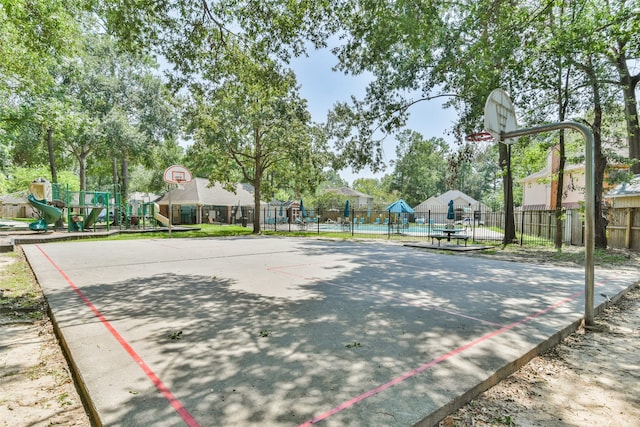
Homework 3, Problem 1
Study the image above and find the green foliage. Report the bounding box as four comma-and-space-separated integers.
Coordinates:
389, 131, 449, 206
183, 47, 328, 231
7, 167, 79, 194
0, 173, 9, 194
313, 191, 347, 212
352, 177, 395, 207
0, 0, 81, 90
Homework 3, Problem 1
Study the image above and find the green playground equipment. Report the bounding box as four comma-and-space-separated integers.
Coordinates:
27, 178, 63, 231
55, 184, 112, 232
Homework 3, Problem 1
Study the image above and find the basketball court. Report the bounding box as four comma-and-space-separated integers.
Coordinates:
22, 237, 638, 426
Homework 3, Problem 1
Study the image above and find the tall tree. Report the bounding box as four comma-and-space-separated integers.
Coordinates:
0, 0, 81, 89
325, 1, 632, 248
599, 0, 640, 174
65, 32, 178, 195
389, 131, 448, 207
184, 50, 327, 233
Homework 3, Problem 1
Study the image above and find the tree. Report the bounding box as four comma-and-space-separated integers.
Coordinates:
59, 31, 179, 196
598, 0, 640, 174
389, 131, 448, 207
0, 0, 81, 90
352, 177, 394, 208
323, 1, 638, 248
323, 1, 531, 243
183, 50, 327, 233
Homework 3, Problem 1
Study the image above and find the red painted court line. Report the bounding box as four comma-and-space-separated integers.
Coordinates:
297, 288, 586, 426
36, 245, 201, 427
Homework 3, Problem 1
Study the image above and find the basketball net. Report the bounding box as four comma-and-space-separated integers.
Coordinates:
465, 132, 495, 143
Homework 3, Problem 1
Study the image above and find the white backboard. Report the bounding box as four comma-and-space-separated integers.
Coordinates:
484, 88, 518, 145
163, 165, 193, 184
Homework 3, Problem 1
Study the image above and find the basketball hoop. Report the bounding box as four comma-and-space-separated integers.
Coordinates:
484, 88, 518, 145
163, 165, 193, 185
465, 131, 494, 142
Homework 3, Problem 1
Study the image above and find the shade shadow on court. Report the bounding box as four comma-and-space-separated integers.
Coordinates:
22, 237, 638, 426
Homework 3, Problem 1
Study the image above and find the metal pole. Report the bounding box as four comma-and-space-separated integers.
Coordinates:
168, 184, 172, 238
503, 121, 595, 325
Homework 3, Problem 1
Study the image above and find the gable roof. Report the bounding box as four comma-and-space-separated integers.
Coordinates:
157, 178, 262, 206
413, 196, 446, 212
414, 190, 491, 212
325, 187, 373, 199
606, 174, 640, 198
437, 190, 477, 206
520, 163, 584, 183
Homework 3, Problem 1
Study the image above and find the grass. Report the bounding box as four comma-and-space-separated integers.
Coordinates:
475, 243, 632, 268
95, 223, 635, 269
0, 252, 44, 320
102, 224, 253, 241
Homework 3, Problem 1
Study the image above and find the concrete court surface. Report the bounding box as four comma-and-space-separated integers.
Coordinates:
21, 237, 638, 427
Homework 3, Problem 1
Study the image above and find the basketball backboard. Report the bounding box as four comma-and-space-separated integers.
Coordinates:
484, 88, 517, 145
163, 165, 193, 184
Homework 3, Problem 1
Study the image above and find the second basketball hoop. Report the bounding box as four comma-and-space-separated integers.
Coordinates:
163, 165, 193, 184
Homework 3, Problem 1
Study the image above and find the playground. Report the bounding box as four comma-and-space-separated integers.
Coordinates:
21, 236, 638, 426
27, 178, 169, 232
24, 178, 170, 233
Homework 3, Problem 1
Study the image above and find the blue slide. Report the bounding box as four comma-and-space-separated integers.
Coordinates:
27, 194, 63, 231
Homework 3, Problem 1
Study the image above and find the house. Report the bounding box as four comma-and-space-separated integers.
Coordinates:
605, 174, 640, 208
155, 178, 265, 224
414, 190, 489, 214
324, 187, 373, 210
521, 145, 625, 210
520, 149, 586, 210
0, 192, 35, 218
262, 200, 308, 224
413, 190, 490, 224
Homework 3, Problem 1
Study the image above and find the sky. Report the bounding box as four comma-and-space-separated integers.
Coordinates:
289, 47, 460, 186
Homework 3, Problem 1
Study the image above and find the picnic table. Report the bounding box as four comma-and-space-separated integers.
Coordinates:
429, 226, 469, 246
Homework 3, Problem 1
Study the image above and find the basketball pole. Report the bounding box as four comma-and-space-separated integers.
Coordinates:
168, 183, 172, 238
501, 121, 595, 326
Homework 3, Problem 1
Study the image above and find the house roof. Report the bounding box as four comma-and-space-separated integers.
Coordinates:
129, 192, 160, 202
413, 196, 445, 212
325, 187, 373, 199
414, 190, 490, 212
437, 190, 478, 206
606, 174, 640, 198
156, 178, 263, 206
520, 163, 584, 183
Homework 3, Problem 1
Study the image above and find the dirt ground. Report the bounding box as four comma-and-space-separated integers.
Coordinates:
0, 252, 90, 427
439, 247, 640, 427
0, 245, 638, 427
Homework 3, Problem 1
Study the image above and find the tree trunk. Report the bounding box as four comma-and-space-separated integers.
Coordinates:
499, 142, 516, 244
553, 61, 572, 249
252, 128, 262, 234
614, 51, 640, 174
585, 60, 608, 249
120, 156, 129, 203
47, 127, 57, 183
47, 127, 65, 229
79, 153, 87, 191
553, 140, 565, 249
111, 156, 119, 190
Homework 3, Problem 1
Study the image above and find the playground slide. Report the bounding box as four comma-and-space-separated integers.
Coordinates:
82, 207, 102, 229
27, 194, 62, 231
153, 203, 171, 228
